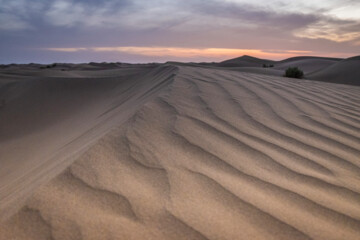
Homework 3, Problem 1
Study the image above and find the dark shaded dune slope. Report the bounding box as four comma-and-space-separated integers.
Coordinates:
274, 57, 341, 74
307, 56, 360, 86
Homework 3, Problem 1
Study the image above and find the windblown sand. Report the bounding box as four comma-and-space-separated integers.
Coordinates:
0, 64, 360, 240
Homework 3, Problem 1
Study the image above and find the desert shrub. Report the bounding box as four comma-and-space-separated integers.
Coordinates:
41, 63, 57, 69
284, 67, 304, 79
263, 63, 274, 68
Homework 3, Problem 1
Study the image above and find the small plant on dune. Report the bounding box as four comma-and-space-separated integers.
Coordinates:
40, 63, 57, 69
263, 63, 274, 68
284, 67, 304, 79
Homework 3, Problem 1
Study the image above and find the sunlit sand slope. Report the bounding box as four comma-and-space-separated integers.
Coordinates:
1, 66, 360, 240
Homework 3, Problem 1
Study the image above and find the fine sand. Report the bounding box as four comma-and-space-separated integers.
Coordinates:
0, 61, 360, 240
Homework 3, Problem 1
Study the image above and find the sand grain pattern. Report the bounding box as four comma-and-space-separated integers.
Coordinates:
0, 64, 360, 240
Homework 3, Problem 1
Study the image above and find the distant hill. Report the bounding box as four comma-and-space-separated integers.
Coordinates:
277, 56, 343, 63
217, 55, 275, 67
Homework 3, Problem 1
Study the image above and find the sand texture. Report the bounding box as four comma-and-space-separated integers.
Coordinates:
0, 63, 360, 240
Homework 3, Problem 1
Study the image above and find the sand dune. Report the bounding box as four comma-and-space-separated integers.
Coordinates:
194, 55, 352, 81
227, 67, 284, 76
1, 62, 360, 240
0, 64, 177, 220
167, 61, 284, 77
308, 56, 360, 85
274, 56, 341, 74
217, 55, 275, 67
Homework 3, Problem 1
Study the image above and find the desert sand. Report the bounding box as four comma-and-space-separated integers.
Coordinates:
0, 57, 360, 240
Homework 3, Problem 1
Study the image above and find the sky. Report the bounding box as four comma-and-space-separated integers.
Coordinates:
0, 0, 360, 63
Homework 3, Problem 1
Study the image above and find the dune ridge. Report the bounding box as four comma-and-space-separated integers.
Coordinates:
170, 55, 360, 86
0, 65, 177, 220
307, 56, 360, 85
0, 64, 360, 240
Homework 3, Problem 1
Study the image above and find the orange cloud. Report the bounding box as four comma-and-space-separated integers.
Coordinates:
45, 47, 88, 52
92, 47, 274, 58
92, 47, 314, 59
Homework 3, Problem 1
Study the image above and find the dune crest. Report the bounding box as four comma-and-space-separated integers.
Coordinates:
307, 56, 360, 85
1, 64, 360, 240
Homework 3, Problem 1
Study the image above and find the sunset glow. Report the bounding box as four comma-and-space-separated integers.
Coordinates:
44, 47, 315, 59
1, 0, 359, 63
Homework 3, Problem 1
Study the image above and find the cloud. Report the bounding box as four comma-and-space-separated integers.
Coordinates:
0, 13, 31, 30
102, 0, 360, 44
2, 0, 359, 45
295, 18, 360, 42
42, 0, 187, 30
187, 0, 319, 30
44, 0, 123, 27
0, 0, 46, 30
1, 0, 359, 63
45, 47, 87, 52
0, 0, 45, 16
44, 1, 83, 27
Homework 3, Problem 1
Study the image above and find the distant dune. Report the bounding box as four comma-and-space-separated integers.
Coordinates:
0, 57, 360, 240
307, 56, 360, 86
274, 56, 342, 74
217, 55, 275, 67
206, 55, 360, 86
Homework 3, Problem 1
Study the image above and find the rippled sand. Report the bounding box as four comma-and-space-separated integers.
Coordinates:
1, 64, 360, 240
